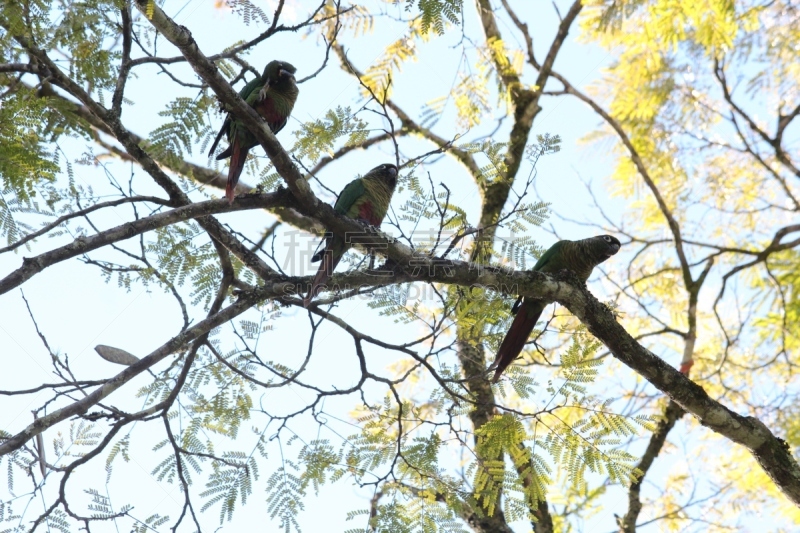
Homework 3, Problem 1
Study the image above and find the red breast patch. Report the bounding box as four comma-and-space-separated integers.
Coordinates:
358, 202, 381, 225
254, 98, 283, 127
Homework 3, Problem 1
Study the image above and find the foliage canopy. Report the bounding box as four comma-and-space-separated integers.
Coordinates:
1, 0, 799, 532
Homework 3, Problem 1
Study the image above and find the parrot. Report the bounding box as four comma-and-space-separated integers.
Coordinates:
208, 60, 299, 202
304, 163, 399, 306
489, 234, 621, 383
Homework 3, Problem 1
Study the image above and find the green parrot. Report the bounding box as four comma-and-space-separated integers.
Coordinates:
490, 234, 621, 383
208, 60, 299, 202
304, 163, 399, 306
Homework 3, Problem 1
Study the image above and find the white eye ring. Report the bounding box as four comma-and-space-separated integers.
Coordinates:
603, 236, 611, 242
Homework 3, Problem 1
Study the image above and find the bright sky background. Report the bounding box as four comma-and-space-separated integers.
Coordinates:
0, 1, 789, 531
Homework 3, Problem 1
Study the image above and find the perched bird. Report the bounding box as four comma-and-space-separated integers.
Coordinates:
304, 163, 399, 306
490, 234, 621, 383
208, 60, 299, 202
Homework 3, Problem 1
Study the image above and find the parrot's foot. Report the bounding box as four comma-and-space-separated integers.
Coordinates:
242, 187, 266, 200
356, 219, 383, 243
258, 83, 270, 101
355, 218, 377, 230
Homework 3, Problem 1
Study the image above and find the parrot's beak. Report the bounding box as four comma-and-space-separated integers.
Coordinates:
608, 243, 620, 255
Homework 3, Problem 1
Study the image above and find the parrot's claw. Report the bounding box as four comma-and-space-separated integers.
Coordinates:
356, 219, 381, 234
258, 83, 270, 101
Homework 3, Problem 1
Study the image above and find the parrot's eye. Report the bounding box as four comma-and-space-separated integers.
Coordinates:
603, 236, 611, 242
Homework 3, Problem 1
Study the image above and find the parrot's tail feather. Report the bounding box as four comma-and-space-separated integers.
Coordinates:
310, 233, 333, 263
209, 126, 226, 158
304, 249, 339, 307
491, 301, 545, 383
226, 142, 247, 203
216, 146, 232, 160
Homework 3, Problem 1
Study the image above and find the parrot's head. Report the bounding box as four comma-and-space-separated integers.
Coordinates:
262, 60, 297, 85
596, 234, 621, 259
373, 163, 398, 191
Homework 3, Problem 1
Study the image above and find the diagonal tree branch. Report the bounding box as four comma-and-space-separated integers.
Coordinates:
0, 192, 290, 295
3, 262, 800, 505
714, 58, 800, 180
330, 44, 483, 179
473, 0, 582, 245
0, 281, 290, 457
131, 0, 314, 208
617, 401, 683, 533
2, 27, 290, 292
546, 68, 695, 295
19, 78, 324, 234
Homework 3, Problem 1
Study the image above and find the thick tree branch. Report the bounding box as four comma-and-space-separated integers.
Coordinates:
26, 78, 323, 234
544, 271, 800, 508
473, 0, 582, 245
126, 1, 338, 67
0, 192, 292, 295
111, 1, 133, 116
3, 244, 800, 506
448, 3, 584, 529
0, 195, 169, 255
0, 281, 290, 456
132, 0, 314, 208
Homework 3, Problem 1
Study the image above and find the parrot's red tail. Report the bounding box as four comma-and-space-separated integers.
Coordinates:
226, 142, 247, 203
491, 301, 545, 383
304, 248, 340, 307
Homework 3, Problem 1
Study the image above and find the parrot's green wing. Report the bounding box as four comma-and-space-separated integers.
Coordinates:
239, 77, 263, 100
209, 77, 265, 157
532, 240, 566, 272
333, 178, 366, 216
